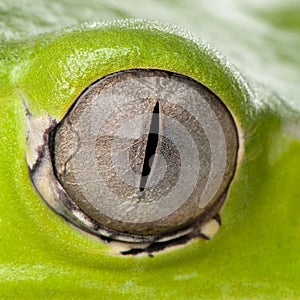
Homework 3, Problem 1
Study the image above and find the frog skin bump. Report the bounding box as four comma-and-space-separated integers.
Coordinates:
1, 2, 300, 299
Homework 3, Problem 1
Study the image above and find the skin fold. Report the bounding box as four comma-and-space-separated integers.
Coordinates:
0, 1, 300, 299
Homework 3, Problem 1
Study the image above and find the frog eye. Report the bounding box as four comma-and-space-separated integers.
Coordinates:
55, 69, 238, 234
27, 68, 238, 253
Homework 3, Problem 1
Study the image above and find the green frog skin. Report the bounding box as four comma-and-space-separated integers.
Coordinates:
0, 1, 300, 299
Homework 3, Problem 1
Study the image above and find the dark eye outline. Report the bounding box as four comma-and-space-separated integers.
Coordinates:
25, 68, 240, 256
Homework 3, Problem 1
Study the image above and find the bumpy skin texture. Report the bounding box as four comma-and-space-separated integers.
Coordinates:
0, 1, 300, 299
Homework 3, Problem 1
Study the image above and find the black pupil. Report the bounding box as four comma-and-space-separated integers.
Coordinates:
139, 101, 160, 191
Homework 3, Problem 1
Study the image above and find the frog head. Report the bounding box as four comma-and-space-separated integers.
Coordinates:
1, 18, 300, 299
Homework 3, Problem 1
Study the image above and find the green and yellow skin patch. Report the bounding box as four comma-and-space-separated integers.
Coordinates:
0, 12, 300, 300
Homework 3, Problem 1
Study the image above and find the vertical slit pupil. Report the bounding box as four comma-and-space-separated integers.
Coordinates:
139, 101, 160, 192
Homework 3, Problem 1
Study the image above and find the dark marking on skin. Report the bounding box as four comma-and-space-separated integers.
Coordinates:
121, 232, 199, 256
48, 124, 59, 178
30, 145, 46, 172
198, 232, 210, 240
213, 213, 222, 226
23, 98, 33, 147
23, 99, 32, 118
30, 120, 57, 173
